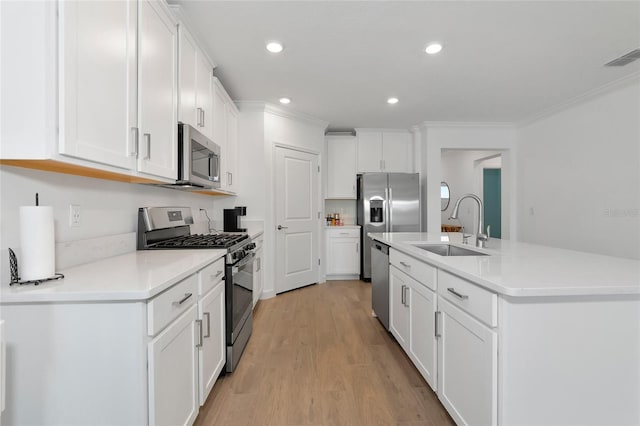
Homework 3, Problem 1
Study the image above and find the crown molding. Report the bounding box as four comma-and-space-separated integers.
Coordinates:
517, 71, 640, 127
354, 127, 412, 133
234, 101, 329, 128
419, 121, 515, 129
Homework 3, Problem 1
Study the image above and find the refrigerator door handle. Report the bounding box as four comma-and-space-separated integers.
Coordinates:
388, 187, 393, 232
384, 188, 389, 232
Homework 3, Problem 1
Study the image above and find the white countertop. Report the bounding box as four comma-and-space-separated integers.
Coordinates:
325, 225, 360, 229
0, 249, 226, 304
370, 232, 640, 297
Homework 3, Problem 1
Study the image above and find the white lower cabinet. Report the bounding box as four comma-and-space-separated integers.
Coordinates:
197, 280, 225, 405
253, 235, 264, 307
389, 247, 496, 425
437, 298, 497, 426
0, 257, 226, 426
148, 304, 199, 426
325, 227, 360, 279
408, 279, 438, 391
390, 264, 437, 390
389, 265, 410, 351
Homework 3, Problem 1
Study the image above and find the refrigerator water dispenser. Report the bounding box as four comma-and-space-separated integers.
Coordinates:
370, 200, 383, 222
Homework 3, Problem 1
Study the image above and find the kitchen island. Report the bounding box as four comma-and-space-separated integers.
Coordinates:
370, 232, 640, 426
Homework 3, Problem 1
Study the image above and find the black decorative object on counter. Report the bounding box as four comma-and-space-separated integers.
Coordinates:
8, 247, 64, 286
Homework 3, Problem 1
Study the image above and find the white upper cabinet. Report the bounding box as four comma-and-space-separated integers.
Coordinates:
212, 77, 238, 193
356, 129, 413, 173
58, 0, 137, 171
381, 131, 412, 172
137, 0, 178, 180
3, 1, 178, 182
326, 135, 357, 199
196, 56, 214, 138
224, 103, 238, 192
356, 132, 383, 173
177, 26, 197, 128
178, 24, 213, 140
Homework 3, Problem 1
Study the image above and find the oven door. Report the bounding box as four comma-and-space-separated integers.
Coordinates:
226, 252, 254, 344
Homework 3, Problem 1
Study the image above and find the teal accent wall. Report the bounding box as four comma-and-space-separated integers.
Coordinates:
483, 168, 501, 238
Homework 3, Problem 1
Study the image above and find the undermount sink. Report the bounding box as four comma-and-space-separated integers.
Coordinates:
412, 244, 489, 257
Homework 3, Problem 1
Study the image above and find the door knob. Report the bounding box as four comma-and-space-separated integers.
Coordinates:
277, 225, 288, 230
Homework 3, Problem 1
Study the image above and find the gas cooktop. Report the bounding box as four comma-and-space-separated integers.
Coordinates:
148, 233, 248, 249
137, 207, 251, 251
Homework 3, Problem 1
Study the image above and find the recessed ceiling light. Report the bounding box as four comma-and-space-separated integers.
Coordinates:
387, 97, 399, 105
266, 42, 284, 53
279, 97, 291, 105
425, 43, 443, 55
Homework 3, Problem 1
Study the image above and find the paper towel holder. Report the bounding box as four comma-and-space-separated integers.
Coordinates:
8, 248, 64, 286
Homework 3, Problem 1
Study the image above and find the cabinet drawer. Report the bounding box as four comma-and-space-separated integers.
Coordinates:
326, 228, 359, 238
199, 257, 225, 296
438, 270, 497, 327
148, 275, 199, 336
390, 249, 437, 291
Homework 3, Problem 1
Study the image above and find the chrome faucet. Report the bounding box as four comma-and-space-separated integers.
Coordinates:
449, 194, 489, 248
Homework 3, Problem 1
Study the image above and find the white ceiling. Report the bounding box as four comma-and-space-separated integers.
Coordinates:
171, 1, 640, 130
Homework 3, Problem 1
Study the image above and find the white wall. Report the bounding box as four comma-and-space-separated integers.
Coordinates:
211, 108, 266, 222
441, 150, 502, 233
517, 77, 640, 259
419, 124, 517, 239
0, 166, 218, 284
234, 103, 328, 298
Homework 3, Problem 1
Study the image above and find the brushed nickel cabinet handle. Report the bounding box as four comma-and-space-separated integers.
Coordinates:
195, 319, 203, 347
143, 133, 151, 160
173, 293, 192, 306
203, 312, 211, 338
400, 261, 411, 268
130, 127, 139, 157
447, 288, 469, 300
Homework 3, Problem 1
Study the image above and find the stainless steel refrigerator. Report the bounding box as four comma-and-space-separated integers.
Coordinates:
357, 173, 420, 280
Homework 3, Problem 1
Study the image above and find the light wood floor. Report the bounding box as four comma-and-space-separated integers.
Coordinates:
194, 280, 455, 426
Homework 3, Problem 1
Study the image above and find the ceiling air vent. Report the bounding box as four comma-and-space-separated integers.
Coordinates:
605, 48, 640, 66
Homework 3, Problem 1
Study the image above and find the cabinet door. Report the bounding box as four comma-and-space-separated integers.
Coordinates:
58, 0, 137, 170
382, 132, 413, 172
196, 54, 213, 139
253, 248, 263, 307
198, 282, 225, 405
357, 132, 382, 172
224, 103, 238, 192
138, 0, 178, 180
326, 137, 357, 199
437, 298, 497, 426
326, 236, 359, 275
409, 282, 437, 391
148, 304, 199, 426
177, 25, 197, 129
389, 265, 410, 351
212, 82, 228, 185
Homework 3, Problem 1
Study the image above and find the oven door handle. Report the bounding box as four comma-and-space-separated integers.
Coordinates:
233, 252, 255, 268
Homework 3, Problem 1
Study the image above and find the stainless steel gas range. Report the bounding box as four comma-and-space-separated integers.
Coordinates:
137, 207, 255, 373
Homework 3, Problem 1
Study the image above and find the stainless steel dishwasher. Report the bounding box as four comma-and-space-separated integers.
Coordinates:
371, 240, 390, 330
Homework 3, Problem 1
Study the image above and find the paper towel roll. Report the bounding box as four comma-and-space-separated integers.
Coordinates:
19, 206, 55, 281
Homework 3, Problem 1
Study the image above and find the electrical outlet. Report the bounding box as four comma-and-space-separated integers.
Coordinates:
69, 204, 81, 227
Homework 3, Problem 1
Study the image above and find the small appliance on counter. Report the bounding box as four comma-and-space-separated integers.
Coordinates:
223, 206, 247, 232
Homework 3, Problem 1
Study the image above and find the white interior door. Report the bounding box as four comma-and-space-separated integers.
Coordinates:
275, 146, 319, 294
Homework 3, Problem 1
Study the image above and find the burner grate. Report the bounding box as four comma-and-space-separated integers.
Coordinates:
150, 233, 248, 249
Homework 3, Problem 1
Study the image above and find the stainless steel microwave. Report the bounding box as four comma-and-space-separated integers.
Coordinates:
178, 123, 221, 189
